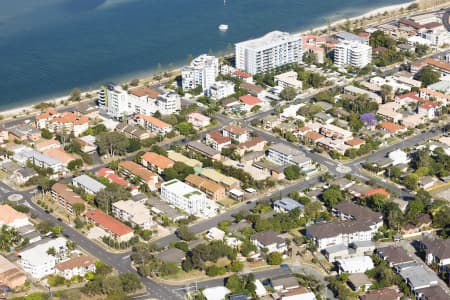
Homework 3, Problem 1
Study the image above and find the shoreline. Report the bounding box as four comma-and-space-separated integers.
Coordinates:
0, 0, 420, 120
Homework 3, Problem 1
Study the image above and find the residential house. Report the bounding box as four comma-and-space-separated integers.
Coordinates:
35, 111, 89, 137
360, 287, 401, 300
376, 246, 415, 267
415, 285, 450, 300
388, 149, 410, 166
239, 95, 263, 112
205, 130, 231, 151
35, 139, 61, 152
112, 200, 153, 229
187, 141, 221, 161
267, 143, 312, 170
306, 221, 375, 250
188, 113, 211, 128
199, 168, 240, 191
273, 198, 304, 214
332, 201, 383, 230
84, 209, 134, 242
0, 255, 26, 288
208, 81, 235, 100
8, 124, 41, 142
418, 100, 440, 119
72, 175, 105, 195
274, 71, 302, 90
348, 273, 372, 291
205, 227, 225, 240
55, 256, 96, 280
118, 160, 158, 191
420, 234, 450, 269
74, 135, 97, 153
19, 237, 68, 279
250, 230, 287, 254
185, 174, 226, 201
75, 102, 99, 119
234, 136, 266, 156
51, 183, 84, 216
131, 114, 172, 135
239, 82, 265, 98
222, 125, 249, 143
141, 152, 174, 174
419, 176, 437, 190
379, 121, 407, 135
14, 167, 38, 185
399, 264, 439, 292
377, 102, 403, 123
0, 204, 30, 229
115, 123, 150, 140
167, 151, 202, 168
337, 256, 374, 274
402, 213, 432, 235
271, 276, 300, 292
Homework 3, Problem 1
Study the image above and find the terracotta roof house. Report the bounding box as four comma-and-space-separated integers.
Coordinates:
84, 209, 134, 242
206, 130, 231, 151
345, 138, 366, 148
239, 82, 264, 96
141, 152, 174, 174
131, 114, 172, 135
128, 87, 160, 99
364, 188, 390, 198
96, 168, 129, 187
379, 121, 406, 134
56, 256, 96, 279
118, 160, 158, 191
239, 95, 262, 111
0, 204, 30, 229
0, 255, 26, 288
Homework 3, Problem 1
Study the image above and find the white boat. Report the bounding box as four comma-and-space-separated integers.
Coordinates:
218, 24, 229, 31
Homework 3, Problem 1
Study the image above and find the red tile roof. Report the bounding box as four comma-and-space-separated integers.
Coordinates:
419, 100, 440, 110
118, 161, 157, 182
345, 138, 365, 147
239, 95, 262, 106
233, 69, 252, 78
128, 87, 160, 98
96, 168, 129, 186
134, 114, 171, 129
223, 125, 247, 135
396, 92, 424, 102
379, 121, 405, 133
364, 188, 390, 198
56, 256, 95, 271
208, 131, 231, 144
141, 152, 174, 169
84, 209, 133, 237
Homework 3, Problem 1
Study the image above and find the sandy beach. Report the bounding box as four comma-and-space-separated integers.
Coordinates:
0, 0, 422, 121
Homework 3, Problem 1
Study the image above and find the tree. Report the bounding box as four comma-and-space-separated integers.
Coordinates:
380, 84, 393, 103
72, 203, 86, 216
267, 252, 283, 265
177, 225, 196, 241
130, 79, 139, 86
284, 165, 301, 180
322, 185, 344, 207
280, 86, 297, 101
47, 247, 56, 256
162, 162, 194, 181
304, 201, 322, 220
126, 138, 141, 153
303, 51, 318, 65
417, 66, 440, 87
250, 105, 261, 113
69, 88, 81, 102
41, 128, 53, 139
96, 132, 129, 157
403, 173, 419, 191
175, 122, 194, 136
102, 275, 123, 295
95, 184, 131, 213
68, 159, 83, 171
119, 273, 142, 293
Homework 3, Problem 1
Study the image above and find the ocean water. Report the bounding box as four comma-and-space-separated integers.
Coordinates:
0, 0, 411, 110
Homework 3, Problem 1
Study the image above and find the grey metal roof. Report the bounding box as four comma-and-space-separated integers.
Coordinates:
274, 198, 304, 212
73, 174, 106, 193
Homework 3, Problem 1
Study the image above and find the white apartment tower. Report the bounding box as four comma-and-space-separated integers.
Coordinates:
182, 54, 219, 91
235, 31, 302, 75
334, 41, 372, 68
160, 179, 207, 216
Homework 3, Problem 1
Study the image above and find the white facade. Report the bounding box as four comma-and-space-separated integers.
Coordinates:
235, 31, 302, 74
337, 256, 374, 274
100, 85, 180, 118
388, 149, 410, 166
20, 237, 68, 279
160, 179, 207, 217
208, 81, 235, 100
182, 54, 219, 91
267, 143, 312, 170
112, 200, 153, 229
419, 28, 450, 47
274, 71, 303, 90
334, 41, 372, 68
